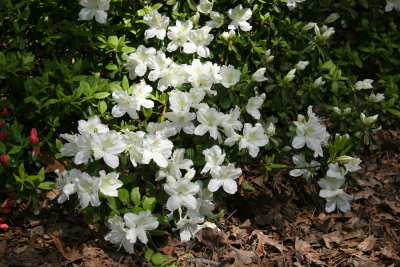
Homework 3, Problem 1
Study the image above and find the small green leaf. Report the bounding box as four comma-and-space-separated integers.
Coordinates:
131, 187, 141, 206
8, 146, 23, 155
98, 101, 107, 114
122, 75, 129, 91
108, 36, 119, 49
94, 92, 110, 99
38, 181, 55, 190
118, 188, 129, 204
144, 248, 154, 261
56, 139, 63, 150
151, 252, 167, 266
142, 196, 156, 211
242, 183, 255, 191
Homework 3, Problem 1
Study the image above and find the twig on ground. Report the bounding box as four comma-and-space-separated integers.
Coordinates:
185, 257, 222, 266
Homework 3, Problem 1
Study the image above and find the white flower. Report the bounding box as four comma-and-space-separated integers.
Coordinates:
368, 93, 385, 103
336, 156, 362, 174
164, 111, 196, 134
74, 133, 93, 165
251, 68, 267, 82
142, 133, 173, 168
239, 123, 269, 158
183, 27, 214, 58
104, 216, 134, 254
313, 77, 325, 88
55, 169, 80, 204
195, 107, 224, 141
123, 130, 146, 167
206, 11, 224, 28
143, 10, 170, 40
185, 59, 215, 93
318, 176, 353, 213
98, 170, 123, 197
222, 106, 243, 132
220, 65, 241, 88
284, 69, 296, 83
202, 145, 225, 174
188, 88, 206, 109
385, 0, 400, 12
76, 172, 101, 209
79, 0, 110, 24
266, 123, 276, 136
208, 163, 242, 194
156, 149, 194, 182
157, 63, 188, 91
197, 0, 213, 14
360, 113, 378, 126
91, 131, 126, 168
289, 155, 320, 181
111, 90, 139, 119
175, 215, 204, 242
131, 80, 154, 110
190, 181, 215, 218
124, 211, 159, 245
220, 30, 236, 42
295, 61, 309, 70
355, 79, 373, 90
146, 121, 178, 138
246, 94, 265, 120
286, 0, 305, 11
292, 106, 330, 157
167, 20, 193, 52
164, 178, 200, 211
326, 163, 346, 180
78, 116, 109, 135
60, 133, 79, 157
228, 5, 252, 32
124, 45, 156, 79
147, 51, 172, 81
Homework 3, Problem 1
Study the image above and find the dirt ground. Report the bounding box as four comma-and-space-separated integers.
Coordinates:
0, 130, 399, 266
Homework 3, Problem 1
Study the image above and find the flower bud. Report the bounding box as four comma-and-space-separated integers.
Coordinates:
367, 93, 385, 103
30, 128, 39, 146
0, 224, 9, 229
284, 69, 296, 83
343, 108, 351, 115
0, 208, 11, 214
0, 108, 8, 117
266, 123, 275, 136
333, 107, 341, 115
313, 77, 325, 88
0, 155, 8, 166
360, 113, 378, 126
0, 131, 7, 141
302, 22, 317, 32
1, 198, 12, 208
32, 147, 41, 157
336, 155, 354, 163
0, 120, 2, 129
295, 61, 309, 70
220, 30, 236, 42
251, 68, 267, 82
324, 13, 340, 24
191, 12, 200, 27
0, 218, 5, 224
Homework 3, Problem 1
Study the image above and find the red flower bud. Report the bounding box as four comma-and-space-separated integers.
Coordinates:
1, 198, 12, 208
30, 128, 39, 146
0, 108, 8, 117
0, 208, 11, 214
32, 147, 41, 157
0, 223, 9, 229
0, 131, 6, 141
0, 218, 5, 224
0, 155, 8, 165
0, 120, 3, 129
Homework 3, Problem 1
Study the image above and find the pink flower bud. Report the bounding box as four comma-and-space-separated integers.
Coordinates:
0, 131, 7, 141
0, 223, 9, 229
30, 128, 39, 146
1, 198, 12, 208
0, 155, 8, 166
32, 147, 41, 157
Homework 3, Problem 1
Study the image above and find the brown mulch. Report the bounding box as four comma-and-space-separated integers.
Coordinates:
1, 130, 400, 266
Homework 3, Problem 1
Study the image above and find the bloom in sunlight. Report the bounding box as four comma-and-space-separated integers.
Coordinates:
220, 65, 241, 88
289, 155, 320, 181
164, 178, 200, 211
91, 131, 126, 168
156, 149, 194, 182
188, 181, 215, 218
286, 0, 305, 11
195, 107, 225, 142
78, 116, 109, 135
202, 145, 225, 174
208, 163, 242, 194
246, 94, 265, 120
79, 0, 111, 24
251, 68, 267, 82
111, 90, 139, 119
183, 27, 214, 58
167, 20, 193, 52
228, 5, 252, 31
60, 133, 79, 157
163, 90, 196, 134
74, 133, 93, 165
197, 0, 213, 14
124, 45, 156, 79
147, 51, 172, 81
239, 123, 269, 158
123, 130, 146, 167
175, 215, 204, 242
98, 170, 123, 197
143, 10, 170, 40
76, 172, 101, 209
142, 133, 173, 168
124, 211, 159, 245
157, 63, 188, 91
104, 216, 134, 254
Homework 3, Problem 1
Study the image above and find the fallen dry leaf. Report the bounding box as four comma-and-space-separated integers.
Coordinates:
381, 245, 400, 260
322, 231, 343, 249
354, 188, 375, 200
357, 235, 376, 252
251, 230, 287, 254
230, 246, 257, 265
295, 237, 311, 253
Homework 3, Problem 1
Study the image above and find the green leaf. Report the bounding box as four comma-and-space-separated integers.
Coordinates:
242, 183, 255, 191
122, 75, 129, 91
42, 99, 59, 108
98, 101, 107, 114
38, 181, 55, 190
131, 187, 141, 206
0, 52, 5, 65
270, 164, 287, 169
151, 253, 167, 266
56, 139, 63, 150
8, 146, 23, 155
142, 196, 156, 211
80, 81, 91, 97
145, 248, 154, 261
0, 142, 5, 154
94, 92, 110, 99
108, 36, 119, 49
118, 188, 130, 204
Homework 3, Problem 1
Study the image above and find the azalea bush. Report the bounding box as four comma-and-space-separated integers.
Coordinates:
0, 0, 399, 259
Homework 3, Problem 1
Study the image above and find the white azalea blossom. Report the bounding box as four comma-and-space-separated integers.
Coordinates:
206, 11, 224, 28
124, 211, 159, 245
251, 68, 267, 82
91, 131, 126, 168
197, 0, 213, 14
220, 65, 241, 88
385, 0, 400, 12
222, 106, 243, 132
74, 133, 93, 165
360, 113, 378, 126
183, 27, 214, 58
111, 90, 139, 119
228, 5, 252, 31
295, 60, 310, 70
289, 155, 320, 181
143, 10, 170, 40
55, 169, 80, 204
146, 121, 178, 138
142, 133, 174, 168
175, 215, 204, 242
220, 30, 236, 42
105, 216, 134, 254
164, 178, 200, 211
318, 174, 353, 213
208, 163, 242, 194
286, 0, 305, 11
246, 93, 266, 120
156, 149, 194, 182
79, 0, 110, 24
157, 63, 188, 91
239, 123, 269, 157
123, 130, 146, 167
76, 172, 101, 209
147, 51, 172, 81
202, 145, 226, 174
124, 46, 156, 79
284, 69, 296, 83
355, 79, 374, 90
78, 116, 109, 135
368, 93, 385, 103
195, 107, 225, 141
60, 133, 79, 157
167, 20, 193, 52
98, 170, 123, 197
